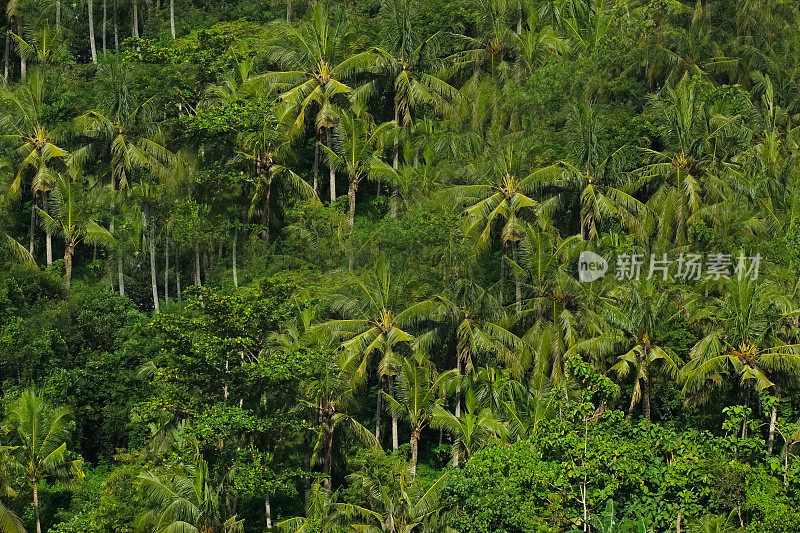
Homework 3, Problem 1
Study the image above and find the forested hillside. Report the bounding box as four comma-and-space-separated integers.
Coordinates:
1, 0, 800, 531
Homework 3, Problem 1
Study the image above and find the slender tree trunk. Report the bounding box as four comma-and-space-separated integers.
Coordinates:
232, 226, 238, 287
642, 378, 651, 421
390, 103, 400, 218
513, 240, 521, 311
409, 427, 420, 478
56, 2, 61, 28
113, 0, 119, 50
44, 193, 53, 266
499, 242, 507, 304
285, 0, 292, 21
194, 236, 201, 286
18, 20, 25, 81
453, 355, 462, 467
132, 0, 139, 38
768, 386, 781, 453
323, 425, 333, 490
33, 482, 42, 533
347, 177, 356, 232
4, 27, 10, 84
676, 511, 682, 533
88, 0, 98, 63
312, 129, 319, 195
102, 0, 107, 54
170, 0, 175, 38
327, 127, 336, 204
375, 376, 382, 444
146, 207, 159, 313
64, 244, 74, 292
176, 244, 181, 299
261, 173, 272, 243
388, 377, 398, 451
164, 234, 169, 302
29, 193, 37, 256
117, 252, 125, 296
265, 491, 272, 529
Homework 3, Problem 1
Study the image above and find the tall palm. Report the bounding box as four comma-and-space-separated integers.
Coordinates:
431, 389, 505, 466
350, 470, 452, 533
302, 351, 380, 490
456, 145, 561, 308
238, 112, 316, 244
138, 456, 244, 533
38, 166, 114, 292
0, 68, 66, 263
277, 481, 364, 533
682, 276, 800, 419
323, 109, 395, 231
383, 356, 454, 477
370, 0, 457, 214
603, 280, 683, 420
263, 2, 368, 202
315, 256, 416, 450
4, 389, 84, 533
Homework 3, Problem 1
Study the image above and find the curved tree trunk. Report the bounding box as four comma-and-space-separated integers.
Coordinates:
642, 378, 651, 421
4, 27, 10, 84
312, 129, 319, 195
17, 20, 25, 81
388, 377, 398, 451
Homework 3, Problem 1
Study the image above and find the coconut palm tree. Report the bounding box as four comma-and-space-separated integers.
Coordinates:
348, 470, 452, 533
604, 280, 683, 420
302, 351, 380, 490
314, 256, 416, 450
4, 389, 84, 533
138, 456, 244, 533
682, 276, 800, 420
383, 356, 455, 477
0, 68, 67, 264
237, 111, 317, 244
323, 109, 395, 231
431, 389, 505, 466
37, 165, 114, 292
263, 2, 370, 202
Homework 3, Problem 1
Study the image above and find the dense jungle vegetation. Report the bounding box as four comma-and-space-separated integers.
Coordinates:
1, 0, 800, 531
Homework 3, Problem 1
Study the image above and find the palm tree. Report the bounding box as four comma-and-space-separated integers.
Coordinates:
314, 256, 416, 450
383, 356, 454, 477
75, 62, 181, 295
4, 389, 84, 533
0, 68, 67, 264
302, 351, 380, 489
138, 456, 244, 533
368, 0, 458, 215
431, 389, 505, 466
455, 144, 561, 308
682, 276, 800, 438
0, 500, 25, 533
604, 280, 683, 420
238, 111, 316, 244
263, 2, 368, 202
38, 166, 114, 292
277, 481, 364, 533
349, 470, 452, 532
323, 109, 395, 231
